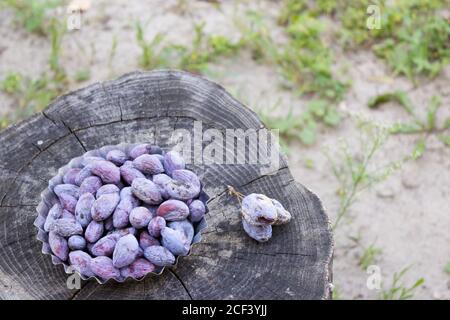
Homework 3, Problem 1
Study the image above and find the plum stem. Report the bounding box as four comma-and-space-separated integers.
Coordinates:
227, 185, 245, 204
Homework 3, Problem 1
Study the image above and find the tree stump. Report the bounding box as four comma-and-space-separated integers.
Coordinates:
0, 70, 333, 300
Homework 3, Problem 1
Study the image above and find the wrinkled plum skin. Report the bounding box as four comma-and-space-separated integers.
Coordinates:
104, 216, 114, 231
129, 144, 151, 160
90, 256, 120, 279
79, 176, 102, 196
148, 216, 166, 238
63, 168, 81, 185
50, 218, 83, 237
241, 193, 277, 226
75, 193, 95, 227
74, 165, 92, 186
166, 169, 201, 200
139, 231, 160, 249
113, 195, 135, 229
82, 156, 105, 167
91, 235, 117, 257
120, 258, 155, 278
188, 200, 206, 223
106, 150, 128, 166
85, 220, 104, 243
143, 246, 175, 266
163, 151, 185, 176
161, 227, 190, 256
120, 163, 145, 185
54, 184, 80, 199
131, 178, 162, 205
271, 199, 292, 225
133, 154, 164, 175
112, 226, 137, 238
112, 234, 139, 268
239, 194, 291, 242
49, 231, 69, 261
68, 235, 86, 250
96, 184, 120, 198
136, 246, 144, 258
112, 212, 128, 231
69, 250, 94, 277
168, 220, 194, 244
91, 160, 121, 184
129, 207, 152, 229
61, 210, 76, 220
59, 193, 77, 213
152, 174, 172, 199
156, 200, 189, 221
242, 219, 272, 242
91, 193, 120, 221
46, 145, 208, 281
44, 203, 63, 232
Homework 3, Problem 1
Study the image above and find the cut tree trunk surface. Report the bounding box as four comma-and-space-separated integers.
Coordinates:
0, 70, 333, 300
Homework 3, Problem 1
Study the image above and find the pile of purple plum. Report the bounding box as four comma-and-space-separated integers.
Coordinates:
241, 193, 291, 242
43, 144, 207, 281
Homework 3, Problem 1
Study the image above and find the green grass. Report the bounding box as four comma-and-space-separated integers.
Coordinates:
2, 0, 64, 36
368, 91, 448, 150
381, 267, 425, 300
359, 245, 382, 270
236, 7, 347, 147
135, 22, 168, 70
340, 0, 449, 80
278, 14, 348, 100
258, 99, 341, 147
241, 9, 348, 101
0, 73, 60, 127
136, 21, 243, 73
373, 3, 449, 80
48, 18, 67, 85
444, 262, 450, 275
331, 284, 341, 300
280, 0, 449, 80
0, 16, 69, 129
74, 69, 91, 83
0, 72, 22, 94
325, 119, 418, 229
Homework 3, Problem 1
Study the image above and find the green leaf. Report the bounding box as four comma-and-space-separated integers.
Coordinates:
389, 122, 423, 134
304, 158, 315, 169
323, 108, 341, 126
444, 118, 450, 129
426, 96, 441, 130
444, 261, 450, 275
74, 69, 91, 83
307, 99, 327, 117
299, 126, 316, 145
368, 91, 415, 116
411, 139, 426, 160
438, 135, 450, 148
1, 72, 22, 94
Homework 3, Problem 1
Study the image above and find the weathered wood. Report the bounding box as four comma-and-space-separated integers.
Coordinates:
0, 70, 333, 300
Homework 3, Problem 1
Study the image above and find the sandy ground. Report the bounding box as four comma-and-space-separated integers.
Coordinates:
0, 0, 449, 299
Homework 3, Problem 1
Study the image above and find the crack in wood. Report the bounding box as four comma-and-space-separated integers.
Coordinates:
168, 269, 193, 300
61, 120, 87, 153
